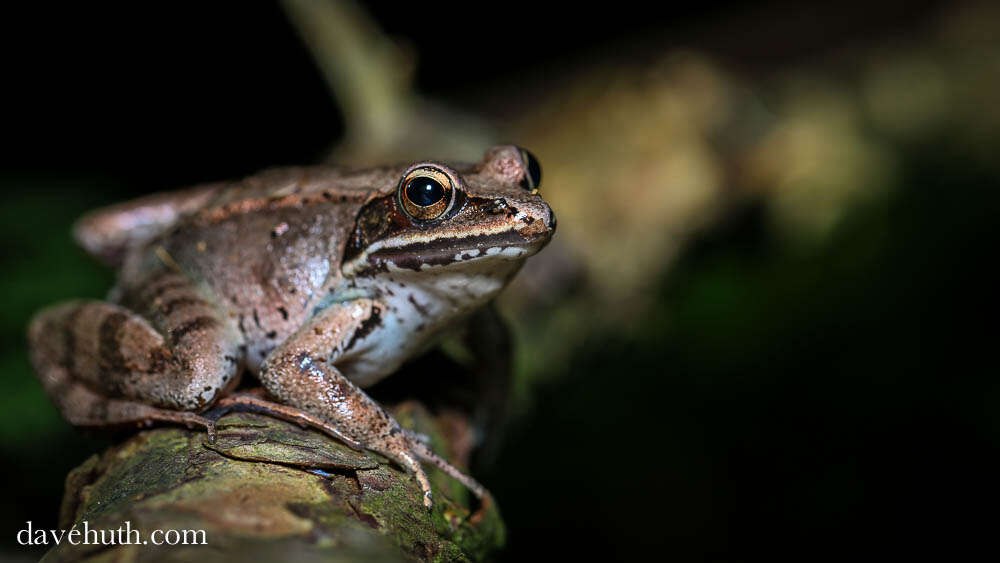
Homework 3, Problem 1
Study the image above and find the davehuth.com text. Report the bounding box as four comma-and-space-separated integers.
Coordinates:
16, 520, 207, 546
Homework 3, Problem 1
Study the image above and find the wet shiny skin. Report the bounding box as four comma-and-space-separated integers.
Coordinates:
28, 145, 554, 508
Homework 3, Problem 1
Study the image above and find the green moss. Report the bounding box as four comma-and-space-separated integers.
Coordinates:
74, 431, 193, 523
50, 412, 503, 562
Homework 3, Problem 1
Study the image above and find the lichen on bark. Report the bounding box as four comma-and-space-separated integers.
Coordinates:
44, 403, 504, 562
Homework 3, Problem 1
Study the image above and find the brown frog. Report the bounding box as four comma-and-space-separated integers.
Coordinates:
27, 145, 554, 508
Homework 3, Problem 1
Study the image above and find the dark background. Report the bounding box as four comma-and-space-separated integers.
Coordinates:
2, 1, 997, 560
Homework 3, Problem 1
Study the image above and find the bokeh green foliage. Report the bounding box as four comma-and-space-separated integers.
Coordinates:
0, 177, 119, 557
488, 142, 999, 558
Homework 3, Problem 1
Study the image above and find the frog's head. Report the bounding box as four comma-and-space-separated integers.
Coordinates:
342, 145, 555, 285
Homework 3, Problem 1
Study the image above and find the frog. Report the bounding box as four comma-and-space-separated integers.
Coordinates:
27, 145, 554, 509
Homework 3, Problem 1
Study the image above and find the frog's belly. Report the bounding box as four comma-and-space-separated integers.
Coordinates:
337, 310, 450, 388
337, 267, 510, 387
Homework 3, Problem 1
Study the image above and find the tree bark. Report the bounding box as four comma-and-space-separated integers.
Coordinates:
44, 403, 504, 562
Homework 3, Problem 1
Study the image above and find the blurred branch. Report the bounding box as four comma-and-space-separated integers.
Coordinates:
280, 0, 413, 153
280, 0, 496, 165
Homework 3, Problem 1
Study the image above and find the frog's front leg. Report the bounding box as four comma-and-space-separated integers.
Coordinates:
258, 299, 487, 509
27, 272, 241, 434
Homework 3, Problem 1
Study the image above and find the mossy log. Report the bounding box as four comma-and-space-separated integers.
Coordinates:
43, 402, 504, 562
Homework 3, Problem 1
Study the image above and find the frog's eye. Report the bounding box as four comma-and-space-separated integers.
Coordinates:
517, 147, 542, 191
399, 167, 454, 220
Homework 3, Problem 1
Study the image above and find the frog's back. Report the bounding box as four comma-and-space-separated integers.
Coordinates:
88, 165, 398, 367
74, 182, 225, 268
75, 166, 399, 267
152, 166, 397, 301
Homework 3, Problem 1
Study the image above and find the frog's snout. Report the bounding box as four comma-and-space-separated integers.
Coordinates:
535, 199, 557, 238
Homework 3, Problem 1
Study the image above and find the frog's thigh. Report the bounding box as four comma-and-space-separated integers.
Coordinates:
28, 299, 238, 418
120, 271, 243, 404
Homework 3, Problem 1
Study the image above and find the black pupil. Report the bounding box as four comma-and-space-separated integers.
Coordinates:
518, 147, 542, 190
405, 177, 445, 206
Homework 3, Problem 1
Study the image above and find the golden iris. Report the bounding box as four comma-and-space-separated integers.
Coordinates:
399, 168, 453, 220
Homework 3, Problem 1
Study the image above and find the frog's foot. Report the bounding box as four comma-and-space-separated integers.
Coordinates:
411, 439, 494, 523
410, 440, 487, 500
406, 429, 433, 445
203, 393, 364, 450
26, 366, 218, 439
394, 450, 435, 509
379, 432, 491, 514
146, 408, 218, 442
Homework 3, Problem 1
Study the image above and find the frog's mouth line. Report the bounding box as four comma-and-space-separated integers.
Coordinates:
344, 229, 549, 275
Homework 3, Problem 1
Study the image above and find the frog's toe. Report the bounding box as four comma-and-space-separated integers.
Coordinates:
412, 441, 487, 500
405, 429, 432, 445
204, 419, 218, 443
395, 449, 435, 509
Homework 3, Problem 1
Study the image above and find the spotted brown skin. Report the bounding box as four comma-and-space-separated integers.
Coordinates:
28, 145, 554, 509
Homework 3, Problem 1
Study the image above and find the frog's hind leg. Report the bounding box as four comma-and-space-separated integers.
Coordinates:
74, 182, 223, 267
40, 377, 219, 440
27, 296, 239, 435
204, 392, 364, 450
